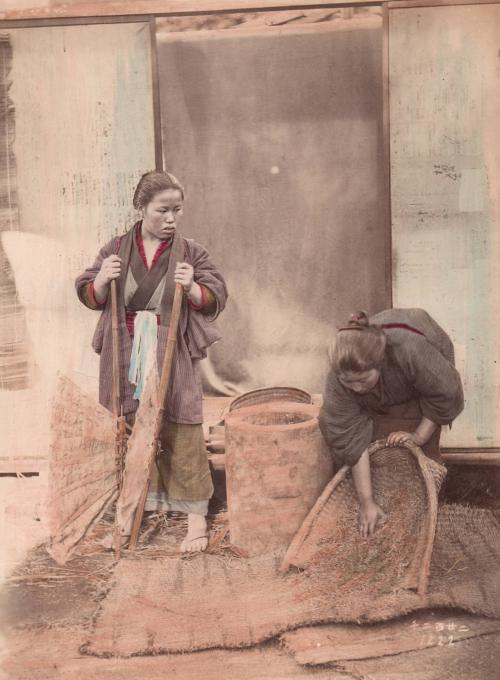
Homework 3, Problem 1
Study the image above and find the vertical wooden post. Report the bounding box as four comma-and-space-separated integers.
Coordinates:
149, 16, 164, 172
382, 2, 393, 308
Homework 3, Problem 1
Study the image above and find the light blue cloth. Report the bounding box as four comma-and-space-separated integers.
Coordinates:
128, 311, 158, 400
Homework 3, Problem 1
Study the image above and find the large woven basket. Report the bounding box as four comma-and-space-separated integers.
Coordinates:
281, 440, 447, 597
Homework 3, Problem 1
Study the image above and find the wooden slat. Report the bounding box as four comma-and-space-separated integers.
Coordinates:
0, 1, 387, 23
2, 0, 497, 24
4, 449, 498, 475
150, 17, 164, 171
442, 452, 500, 466
382, 2, 393, 307
0, 458, 47, 474
389, 0, 499, 9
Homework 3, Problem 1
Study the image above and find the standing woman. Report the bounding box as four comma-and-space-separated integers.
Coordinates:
319, 308, 464, 538
76, 171, 228, 553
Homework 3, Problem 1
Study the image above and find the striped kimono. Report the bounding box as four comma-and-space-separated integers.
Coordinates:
75, 223, 228, 511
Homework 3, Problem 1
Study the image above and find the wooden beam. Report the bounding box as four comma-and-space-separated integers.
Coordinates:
0, 1, 385, 23
149, 17, 164, 172
0, 15, 153, 28
0, 458, 47, 474
442, 451, 500, 466
0, 0, 496, 23
382, 2, 392, 308
207, 451, 500, 470
388, 0, 500, 9
3, 451, 499, 474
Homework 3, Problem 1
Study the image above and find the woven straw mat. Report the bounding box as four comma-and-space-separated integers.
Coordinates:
84, 443, 500, 657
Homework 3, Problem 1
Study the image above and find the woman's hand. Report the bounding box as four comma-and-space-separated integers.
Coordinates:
174, 262, 195, 292
386, 430, 415, 447
359, 499, 387, 538
93, 255, 121, 302
95, 255, 121, 285
387, 428, 432, 447
175, 262, 204, 306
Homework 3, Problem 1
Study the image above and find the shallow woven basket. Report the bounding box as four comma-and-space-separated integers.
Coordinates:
281, 440, 447, 597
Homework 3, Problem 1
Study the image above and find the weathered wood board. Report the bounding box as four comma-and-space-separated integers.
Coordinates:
0, 1, 389, 22
390, 4, 500, 447
0, 22, 155, 463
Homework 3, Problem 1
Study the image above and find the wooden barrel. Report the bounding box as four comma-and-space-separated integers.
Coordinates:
225, 401, 333, 556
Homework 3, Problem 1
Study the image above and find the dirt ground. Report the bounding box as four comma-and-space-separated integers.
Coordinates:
1, 467, 500, 680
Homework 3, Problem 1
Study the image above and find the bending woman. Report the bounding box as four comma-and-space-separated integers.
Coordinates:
76, 171, 228, 553
319, 308, 463, 538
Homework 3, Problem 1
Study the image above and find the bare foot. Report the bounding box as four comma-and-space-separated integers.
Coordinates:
180, 513, 208, 553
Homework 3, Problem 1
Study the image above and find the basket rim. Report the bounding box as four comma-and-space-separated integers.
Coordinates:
225, 400, 319, 431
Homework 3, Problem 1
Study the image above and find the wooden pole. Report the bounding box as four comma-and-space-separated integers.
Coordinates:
128, 282, 184, 549
111, 279, 127, 557
110, 279, 121, 419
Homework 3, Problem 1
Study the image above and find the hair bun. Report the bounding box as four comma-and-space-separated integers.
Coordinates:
348, 311, 369, 327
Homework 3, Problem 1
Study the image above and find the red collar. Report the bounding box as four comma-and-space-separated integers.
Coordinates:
135, 223, 172, 270
381, 323, 425, 337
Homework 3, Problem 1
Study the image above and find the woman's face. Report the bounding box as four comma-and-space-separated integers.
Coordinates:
338, 368, 380, 394
142, 188, 184, 240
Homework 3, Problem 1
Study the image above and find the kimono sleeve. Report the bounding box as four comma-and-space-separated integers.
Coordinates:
187, 239, 228, 322
183, 239, 228, 359
318, 368, 373, 467
398, 335, 464, 425
74, 237, 120, 310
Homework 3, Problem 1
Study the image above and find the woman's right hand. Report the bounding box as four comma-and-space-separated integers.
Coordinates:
358, 499, 387, 538
93, 255, 121, 303
95, 255, 121, 286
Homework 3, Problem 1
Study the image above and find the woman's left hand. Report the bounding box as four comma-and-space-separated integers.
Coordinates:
386, 430, 415, 447
175, 262, 195, 292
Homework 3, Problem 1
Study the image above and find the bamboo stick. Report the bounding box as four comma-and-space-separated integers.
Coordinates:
111, 279, 127, 558
110, 279, 120, 419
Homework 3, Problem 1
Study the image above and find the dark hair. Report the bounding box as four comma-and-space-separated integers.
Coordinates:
133, 171, 185, 209
330, 311, 386, 374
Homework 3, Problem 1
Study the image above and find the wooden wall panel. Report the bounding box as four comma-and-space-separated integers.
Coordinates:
0, 22, 155, 462
390, 4, 500, 447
